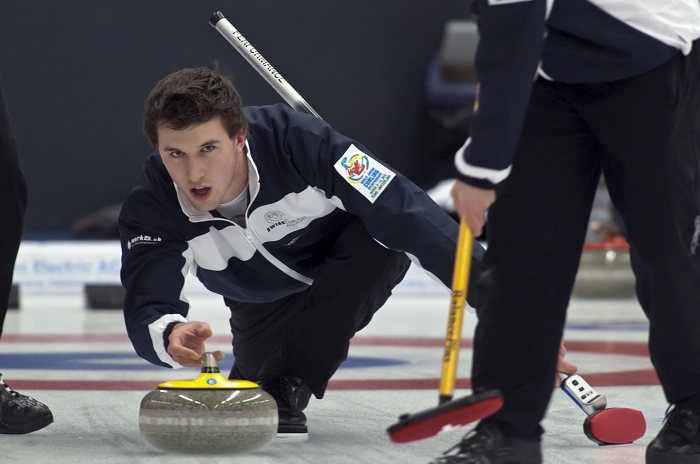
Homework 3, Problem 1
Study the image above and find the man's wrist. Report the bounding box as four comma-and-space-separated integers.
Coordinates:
455, 173, 495, 190
163, 321, 182, 352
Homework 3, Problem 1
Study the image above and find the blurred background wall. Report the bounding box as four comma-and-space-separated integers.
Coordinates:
0, 1, 470, 234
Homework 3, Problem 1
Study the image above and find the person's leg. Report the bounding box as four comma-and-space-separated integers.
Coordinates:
584, 44, 700, 463
226, 216, 409, 437
471, 79, 602, 440
587, 46, 700, 404
271, 216, 410, 398
226, 217, 410, 392
0, 73, 26, 336
0, 72, 52, 434
433, 80, 601, 464
225, 291, 314, 438
226, 291, 308, 382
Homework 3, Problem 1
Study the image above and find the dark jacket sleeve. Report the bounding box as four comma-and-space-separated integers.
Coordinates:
119, 186, 191, 368
455, 0, 547, 189
275, 106, 485, 289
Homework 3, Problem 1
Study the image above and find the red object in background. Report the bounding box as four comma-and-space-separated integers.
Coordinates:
583, 235, 630, 251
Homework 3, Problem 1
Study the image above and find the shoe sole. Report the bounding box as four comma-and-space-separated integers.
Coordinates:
0, 414, 53, 435
275, 432, 309, 442
646, 449, 700, 464
276, 423, 308, 442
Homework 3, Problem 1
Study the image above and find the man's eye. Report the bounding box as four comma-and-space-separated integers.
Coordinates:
202, 145, 215, 152
170, 151, 184, 158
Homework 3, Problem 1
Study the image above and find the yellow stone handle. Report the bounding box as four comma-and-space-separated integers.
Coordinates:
157, 352, 260, 389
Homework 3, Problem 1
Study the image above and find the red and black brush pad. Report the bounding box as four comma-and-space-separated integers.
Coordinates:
583, 407, 646, 445
387, 390, 503, 443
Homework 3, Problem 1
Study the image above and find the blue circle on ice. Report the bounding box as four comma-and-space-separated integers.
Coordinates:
206, 378, 217, 385
0, 353, 406, 371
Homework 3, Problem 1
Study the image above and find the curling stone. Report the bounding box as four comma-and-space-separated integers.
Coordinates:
139, 352, 278, 454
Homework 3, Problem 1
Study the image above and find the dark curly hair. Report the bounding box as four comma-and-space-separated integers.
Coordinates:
143, 66, 247, 146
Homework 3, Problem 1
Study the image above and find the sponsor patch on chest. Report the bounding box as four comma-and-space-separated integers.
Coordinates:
263, 210, 308, 233
334, 145, 396, 203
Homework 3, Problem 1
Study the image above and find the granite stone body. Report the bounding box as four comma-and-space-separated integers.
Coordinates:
139, 386, 278, 454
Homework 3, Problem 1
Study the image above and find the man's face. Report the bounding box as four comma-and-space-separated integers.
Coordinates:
158, 116, 246, 212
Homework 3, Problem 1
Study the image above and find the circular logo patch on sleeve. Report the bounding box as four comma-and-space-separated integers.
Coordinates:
334, 144, 396, 203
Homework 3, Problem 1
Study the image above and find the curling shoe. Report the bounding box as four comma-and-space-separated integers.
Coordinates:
646, 395, 700, 464
430, 422, 542, 464
257, 375, 312, 442
0, 374, 53, 434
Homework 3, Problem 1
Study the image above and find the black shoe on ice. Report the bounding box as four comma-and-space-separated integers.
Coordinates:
0, 374, 53, 434
646, 395, 700, 464
257, 375, 312, 442
430, 422, 542, 464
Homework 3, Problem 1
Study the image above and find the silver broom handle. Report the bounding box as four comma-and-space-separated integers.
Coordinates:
210, 11, 322, 119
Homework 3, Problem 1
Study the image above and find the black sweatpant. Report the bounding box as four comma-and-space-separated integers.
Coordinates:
472, 42, 700, 439
0, 72, 27, 337
225, 217, 411, 399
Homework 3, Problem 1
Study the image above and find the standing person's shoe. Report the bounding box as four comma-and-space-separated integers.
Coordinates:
646, 395, 700, 464
257, 375, 312, 441
430, 422, 542, 464
0, 374, 53, 434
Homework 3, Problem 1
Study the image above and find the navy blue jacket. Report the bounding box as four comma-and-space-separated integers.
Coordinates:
119, 104, 482, 368
456, 0, 700, 189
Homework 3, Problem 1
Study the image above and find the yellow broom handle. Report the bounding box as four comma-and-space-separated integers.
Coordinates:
439, 217, 474, 404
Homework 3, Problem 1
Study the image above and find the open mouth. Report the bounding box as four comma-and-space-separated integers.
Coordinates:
191, 187, 211, 199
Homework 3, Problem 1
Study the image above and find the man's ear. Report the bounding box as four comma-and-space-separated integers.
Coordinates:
234, 130, 247, 148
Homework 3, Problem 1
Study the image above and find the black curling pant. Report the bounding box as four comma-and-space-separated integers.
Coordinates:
473, 43, 700, 439
0, 72, 27, 337
225, 217, 411, 399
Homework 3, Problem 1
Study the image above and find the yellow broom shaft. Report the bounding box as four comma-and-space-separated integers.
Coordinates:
439, 217, 474, 403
